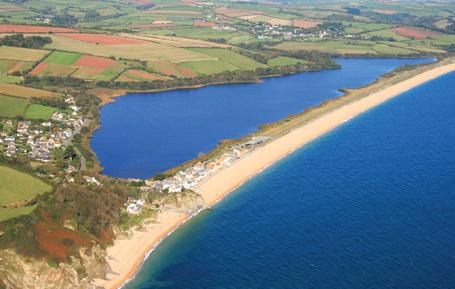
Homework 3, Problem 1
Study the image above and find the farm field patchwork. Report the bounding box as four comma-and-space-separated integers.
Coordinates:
179, 59, 239, 74
0, 60, 34, 74
148, 60, 199, 78
0, 83, 60, 98
117, 69, 168, 82
45, 34, 215, 63
0, 74, 22, 84
44, 51, 82, 65
31, 51, 126, 80
119, 33, 229, 48
0, 24, 77, 33
0, 46, 49, 62
57, 33, 150, 45
145, 27, 242, 41
272, 40, 378, 55
215, 7, 265, 17
188, 48, 267, 70
391, 27, 441, 40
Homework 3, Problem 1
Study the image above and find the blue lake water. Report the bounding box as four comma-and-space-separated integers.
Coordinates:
124, 70, 455, 289
91, 58, 432, 179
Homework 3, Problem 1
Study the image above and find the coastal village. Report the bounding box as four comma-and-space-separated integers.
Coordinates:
126, 136, 270, 215
0, 96, 87, 164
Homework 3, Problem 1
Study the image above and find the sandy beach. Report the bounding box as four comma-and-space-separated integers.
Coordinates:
93, 62, 455, 289
92, 211, 190, 289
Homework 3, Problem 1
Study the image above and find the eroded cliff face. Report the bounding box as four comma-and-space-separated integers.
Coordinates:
0, 246, 108, 289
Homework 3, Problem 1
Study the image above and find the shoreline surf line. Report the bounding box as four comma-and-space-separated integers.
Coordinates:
93, 61, 455, 289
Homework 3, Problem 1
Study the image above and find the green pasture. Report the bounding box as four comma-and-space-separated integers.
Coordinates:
0, 94, 28, 118
179, 60, 238, 74
189, 48, 267, 70
0, 94, 57, 119
24, 104, 58, 120
267, 56, 306, 67
0, 165, 52, 206
44, 51, 82, 65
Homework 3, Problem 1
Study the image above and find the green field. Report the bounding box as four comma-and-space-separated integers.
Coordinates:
37, 63, 78, 77
0, 205, 37, 223
44, 51, 82, 65
0, 94, 28, 118
0, 74, 22, 84
45, 34, 215, 63
71, 63, 126, 81
0, 94, 57, 119
267, 56, 306, 67
366, 29, 410, 41
179, 60, 239, 74
0, 165, 52, 206
24, 104, 58, 119
189, 48, 267, 70
273, 40, 378, 55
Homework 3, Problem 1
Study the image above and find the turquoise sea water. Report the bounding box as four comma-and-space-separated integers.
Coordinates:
92, 58, 432, 178
124, 71, 455, 289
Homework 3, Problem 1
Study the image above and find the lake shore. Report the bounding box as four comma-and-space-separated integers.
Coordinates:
92, 59, 455, 289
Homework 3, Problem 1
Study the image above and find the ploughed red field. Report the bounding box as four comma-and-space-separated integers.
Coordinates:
58, 33, 150, 45
392, 27, 441, 40
75, 55, 118, 69
29, 63, 49, 76
0, 24, 77, 33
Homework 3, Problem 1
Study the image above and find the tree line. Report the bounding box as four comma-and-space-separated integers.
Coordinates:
0, 33, 52, 49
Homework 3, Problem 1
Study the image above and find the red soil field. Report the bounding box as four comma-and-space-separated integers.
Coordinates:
75, 55, 117, 69
30, 63, 48, 76
76, 67, 104, 76
292, 19, 320, 29
35, 221, 91, 261
193, 21, 219, 28
58, 33, 150, 45
392, 27, 441, 40
0, 24, 77, 33
128, 69, 166, 80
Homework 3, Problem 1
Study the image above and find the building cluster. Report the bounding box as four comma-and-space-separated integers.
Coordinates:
144, 136, 270, 194
212, 23, 237, 31
0, 96, 86, 162
245, 22, 342, 40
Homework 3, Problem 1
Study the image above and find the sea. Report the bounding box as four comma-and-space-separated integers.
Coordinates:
93, 58, 455, 289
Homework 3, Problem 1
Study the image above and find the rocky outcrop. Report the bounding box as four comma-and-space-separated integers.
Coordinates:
0, 247, 107, 289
